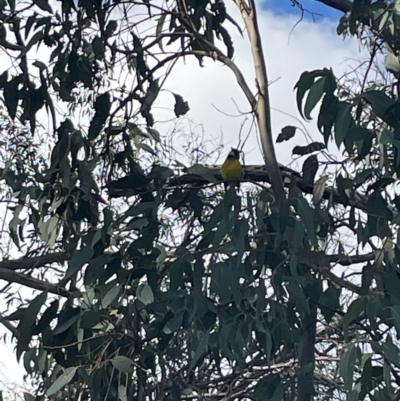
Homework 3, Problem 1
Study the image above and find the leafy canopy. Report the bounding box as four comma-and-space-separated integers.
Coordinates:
1, 1, 400, 401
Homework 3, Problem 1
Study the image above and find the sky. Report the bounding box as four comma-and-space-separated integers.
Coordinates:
0, 0, 372, 395
264, 0, 343, 19
153, 0, 365, 170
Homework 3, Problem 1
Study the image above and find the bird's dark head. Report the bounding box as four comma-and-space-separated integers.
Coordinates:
227, 148, 241, 159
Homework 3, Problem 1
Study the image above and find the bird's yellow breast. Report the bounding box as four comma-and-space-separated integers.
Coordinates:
221, 158, 243, 182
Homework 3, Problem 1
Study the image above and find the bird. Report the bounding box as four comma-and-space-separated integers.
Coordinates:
220, 148, 243, 189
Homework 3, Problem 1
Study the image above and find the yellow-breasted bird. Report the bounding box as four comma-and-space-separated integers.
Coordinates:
220, 148, 243, 189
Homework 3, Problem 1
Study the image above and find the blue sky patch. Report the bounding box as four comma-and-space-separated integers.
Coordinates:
263, 0, 343, 21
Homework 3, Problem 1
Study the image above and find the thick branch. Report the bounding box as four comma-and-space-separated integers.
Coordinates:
298, 302, 317, 401
164, 165, 368, 212
0, 252, 76, 296
0, 267, 78, 298
186, 50, 256, 108
0, 252, 66, 270
314, 0, 352, 13
233, 0, 285, 201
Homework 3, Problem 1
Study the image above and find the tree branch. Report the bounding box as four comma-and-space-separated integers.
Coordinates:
298, 302, 317, 401
233, 0, 285, 201
165, 164, 368, 212
0, 267, 78, 298
0, 252, 66, 270
313, 0, 352, 13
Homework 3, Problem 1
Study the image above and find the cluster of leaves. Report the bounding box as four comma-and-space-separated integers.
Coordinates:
282, 4, 400, 394
4, 1, 400, 401
6, 178, 349, 401
165, 0, 237, 61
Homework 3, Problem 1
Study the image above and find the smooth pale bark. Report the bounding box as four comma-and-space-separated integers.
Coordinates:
233, 0, 285, 202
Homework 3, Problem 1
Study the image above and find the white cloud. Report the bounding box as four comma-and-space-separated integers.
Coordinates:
153, 5, 366, 168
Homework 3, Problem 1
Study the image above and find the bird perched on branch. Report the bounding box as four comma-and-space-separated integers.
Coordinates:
220, 148, 243, 189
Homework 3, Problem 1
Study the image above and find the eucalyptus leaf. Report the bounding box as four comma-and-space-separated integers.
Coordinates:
47, 367, 77, 396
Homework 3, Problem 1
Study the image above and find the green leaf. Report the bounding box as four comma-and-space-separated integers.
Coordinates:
339, 343, 358, 390
140, 79, 159, 125
186, 164, 219, 184
105, 20, 118, 38
53, 308, 81, 335
148, 165, 174, 182
367, 177, 395, 192
378, 336, 400, 368
173, 93, 190, 117
9, 204, 23, 247
318, 284, 341, 323
380, 128, 394, 145
131, 33, 147, 78
217, 25, 234, 58
292, 142, 325, 156
313, 175, 329, 205
349, 0, 370, 34
296, 197, 316, 245
219, 323, 235, 360
304, 76, 325, 120
4, 76, 20, 119
253, 374, 283, 401
295, 70, 319, 120
346, 126, 371, 142
80, 310, 101, 329
23, 393, 35, 401
361, 91, 397, 127
318, 94, 338, 142
16, 292, 47, 361
125, 201, 157, 218
101, 284, 120, 308
106, 174, 150, 190
88, 92, 110, 140
204, 10, 214, 43
302, 155, 318, 186
47, 367, 77, 396
354, 169, 374, 185
111, 356, 134, 373
33, 300, 59, 335
376, 8, 389, 31
137, 284, 154, 305
163, 313, 183, 334
276, 125, 296, 142
188, 330, 210, 372
124, 217, 149, 230
334, 102, 353, 147
360, 357, 383, 400
33, 0, 52, 12
210, 262, 233, 303
294, 69, 335, 120
390, 306, 400, 338
343, 297, 366, 340
84, 254, 112, 286
64, 244, 94, 281
0, 70, 8, 88
92, 36, 105, 60
6, 0, 14, 11
287, 280, 310, 315
366, 190, 392, 219
20, 30, 44, 57
156, 14, 166, 50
